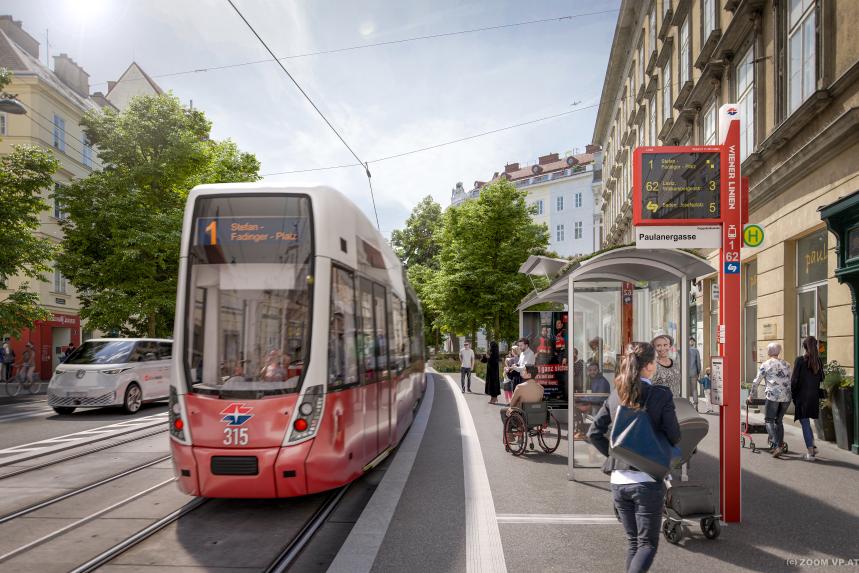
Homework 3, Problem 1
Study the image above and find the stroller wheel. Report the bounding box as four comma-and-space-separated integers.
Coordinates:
749, 441, 756, 452
741, 437, 746, 448
780, 442, 789, 454
701, 517, 721, 539
662, 520, 683, 544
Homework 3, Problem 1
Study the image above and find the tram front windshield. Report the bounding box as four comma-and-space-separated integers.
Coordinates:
184, 195, 313, 398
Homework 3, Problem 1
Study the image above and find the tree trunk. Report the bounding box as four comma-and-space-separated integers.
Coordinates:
450, 333, 460, 353
148, 314, 157, 338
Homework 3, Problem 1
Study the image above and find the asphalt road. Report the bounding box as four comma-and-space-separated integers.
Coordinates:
0, 398, 168, 450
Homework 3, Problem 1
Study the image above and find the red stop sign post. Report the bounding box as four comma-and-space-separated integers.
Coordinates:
633, 104, 744, 523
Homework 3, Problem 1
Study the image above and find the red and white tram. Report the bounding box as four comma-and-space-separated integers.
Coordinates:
169, 184, 425, 498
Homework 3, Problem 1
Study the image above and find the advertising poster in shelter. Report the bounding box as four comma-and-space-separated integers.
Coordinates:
521, 311, 574, 401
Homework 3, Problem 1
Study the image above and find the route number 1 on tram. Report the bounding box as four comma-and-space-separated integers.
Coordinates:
224, 427, 249, 446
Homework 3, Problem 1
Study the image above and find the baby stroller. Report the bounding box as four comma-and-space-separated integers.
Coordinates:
740, 385, 788, 454
661, 399, 721, 544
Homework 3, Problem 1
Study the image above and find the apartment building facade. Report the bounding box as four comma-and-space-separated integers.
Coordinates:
452, 147, 601, 258
0, 16, 163, 378
592, 0, 859, 381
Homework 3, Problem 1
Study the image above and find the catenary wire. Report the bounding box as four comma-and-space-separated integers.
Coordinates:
89, 9, 620, 89
225, 0, 381, 230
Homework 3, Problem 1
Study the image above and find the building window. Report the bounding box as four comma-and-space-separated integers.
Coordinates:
556, 224, 565, 242
743, 259, 758, 384
736, 43, 755, 161
574, 221, 583, 239
703, 98, 717, 145
638, 43, 645, 87
82, 135, 93, 168
662, 59, 672, 126
53, 114, 65, 152
788, 0, 816, 114
54, 268, 67, 294
649, 5, 657, 56
703, 0, 716, 38
796, 229, 828, 358
557, 195, 564, 212
535, 200, 544, 215
679, 16, 691, 86
575, 192, 582, 208
53, 183, 66, 219
0, 112, 6, 135
648, 95, 657, 144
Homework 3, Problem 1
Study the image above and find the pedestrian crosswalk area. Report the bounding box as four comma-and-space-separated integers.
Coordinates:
0, 410, 168, 466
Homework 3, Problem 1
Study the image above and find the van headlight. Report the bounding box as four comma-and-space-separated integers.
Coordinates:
102, 368, 131, 375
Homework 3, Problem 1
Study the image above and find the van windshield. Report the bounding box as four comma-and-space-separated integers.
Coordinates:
65, 341, 135, 365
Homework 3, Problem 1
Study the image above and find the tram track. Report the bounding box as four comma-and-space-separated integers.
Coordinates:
0, 424, 168, 481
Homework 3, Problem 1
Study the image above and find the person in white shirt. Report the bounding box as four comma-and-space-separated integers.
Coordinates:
513, 338, 535, 381
459, 341, 475, 392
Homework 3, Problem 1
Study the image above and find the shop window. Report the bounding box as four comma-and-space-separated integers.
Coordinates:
796, 229, 828, 358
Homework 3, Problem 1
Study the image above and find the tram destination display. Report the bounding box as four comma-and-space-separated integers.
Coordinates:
193, 215, 310, 264
634, 147, 722, 225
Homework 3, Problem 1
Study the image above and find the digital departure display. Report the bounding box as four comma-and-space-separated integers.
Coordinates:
639, 151, 721, 222
196, 217, 303, 246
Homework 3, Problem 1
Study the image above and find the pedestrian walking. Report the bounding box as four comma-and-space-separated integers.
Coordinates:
791, 336, 824, 462
588, 341, 681, 573
503, 346, 520, 404
651, 335, 681, 397
687, 337, 702, 404
62, 343, 76, 363
698, 367, 713, 413
753, 343, 792, 458
484, 341, 501, 404
459, 341, 475, 393
1, 338, 15, 381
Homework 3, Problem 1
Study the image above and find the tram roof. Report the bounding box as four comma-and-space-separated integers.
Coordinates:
517, 246, 715, 310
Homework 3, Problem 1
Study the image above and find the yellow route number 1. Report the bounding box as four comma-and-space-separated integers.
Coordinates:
205, 220, 217, 245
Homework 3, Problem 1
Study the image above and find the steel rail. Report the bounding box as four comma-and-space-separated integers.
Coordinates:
0, 454, 171, 524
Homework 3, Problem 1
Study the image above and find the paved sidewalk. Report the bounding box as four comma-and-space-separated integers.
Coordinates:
341, 370, 859, 572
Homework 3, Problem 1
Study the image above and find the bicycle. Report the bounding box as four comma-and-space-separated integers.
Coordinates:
2, 364, 42, 397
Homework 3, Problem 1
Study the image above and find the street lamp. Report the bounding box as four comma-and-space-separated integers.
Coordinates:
0, 96, 26, 114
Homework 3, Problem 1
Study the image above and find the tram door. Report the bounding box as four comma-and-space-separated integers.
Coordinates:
373, 284, 392, 452
358, 279, 379, 462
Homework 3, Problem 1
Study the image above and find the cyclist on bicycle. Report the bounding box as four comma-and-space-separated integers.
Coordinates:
20, 342, 36, 383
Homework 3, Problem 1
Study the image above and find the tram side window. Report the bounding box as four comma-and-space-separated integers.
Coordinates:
358, 278, 376, 384
373, 283, 389, 377
329, 267, 359, 389
391, 294, 405, 374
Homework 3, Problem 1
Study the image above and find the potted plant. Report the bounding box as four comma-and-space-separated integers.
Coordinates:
824, 361, 854, 450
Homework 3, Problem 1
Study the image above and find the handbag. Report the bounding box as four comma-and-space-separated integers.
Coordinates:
609, 392, 673, 480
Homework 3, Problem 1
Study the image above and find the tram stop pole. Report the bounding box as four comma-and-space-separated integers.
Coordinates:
718, 105, 743, 523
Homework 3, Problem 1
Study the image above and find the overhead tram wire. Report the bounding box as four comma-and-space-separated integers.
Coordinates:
226, 0, 381, 231
258, 74, 700, 177
89, 9, 620, 89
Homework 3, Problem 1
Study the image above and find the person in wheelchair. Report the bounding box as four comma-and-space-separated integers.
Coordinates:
501, 364, 542, 439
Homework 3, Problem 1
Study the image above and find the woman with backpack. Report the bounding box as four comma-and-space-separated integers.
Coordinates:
588, 342, 681, 573
792, 336, 824, 462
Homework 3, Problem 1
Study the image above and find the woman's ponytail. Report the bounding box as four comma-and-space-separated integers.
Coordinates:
615, 342, 656, 409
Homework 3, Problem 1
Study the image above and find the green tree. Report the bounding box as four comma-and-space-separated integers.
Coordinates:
0, 69, 58, 337
55, 94, 260, 337
390, 195, 445, 349
431, 179, 548, 343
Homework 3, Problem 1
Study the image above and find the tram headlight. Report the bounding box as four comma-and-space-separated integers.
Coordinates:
289, 385, 324, 443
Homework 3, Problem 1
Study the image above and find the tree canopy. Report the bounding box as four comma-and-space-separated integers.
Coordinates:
55, 93, 260, 337
0, 69, 57, 337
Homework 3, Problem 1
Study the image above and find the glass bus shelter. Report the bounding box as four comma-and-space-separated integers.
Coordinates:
517, 247, 715, 480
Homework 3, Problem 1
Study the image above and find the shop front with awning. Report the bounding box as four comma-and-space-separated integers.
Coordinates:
517, 247, 715, 479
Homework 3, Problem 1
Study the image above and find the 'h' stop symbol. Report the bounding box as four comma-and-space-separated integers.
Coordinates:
743, 224, 765, 248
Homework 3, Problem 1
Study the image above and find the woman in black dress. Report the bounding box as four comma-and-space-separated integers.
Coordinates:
791, 336, 824, 461
485, 341, 501, 404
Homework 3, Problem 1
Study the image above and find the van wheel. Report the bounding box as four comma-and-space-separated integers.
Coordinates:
53, 407, 75, 415
123, 383, 143, 414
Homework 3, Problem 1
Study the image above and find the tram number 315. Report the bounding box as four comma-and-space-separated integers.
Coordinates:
224, 427, 249, 446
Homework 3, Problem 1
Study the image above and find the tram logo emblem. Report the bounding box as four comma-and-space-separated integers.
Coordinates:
219, 403, 254, 426
727, 107, 737, 115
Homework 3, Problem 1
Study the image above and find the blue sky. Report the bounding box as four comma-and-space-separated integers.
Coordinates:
5, 0, 619, 235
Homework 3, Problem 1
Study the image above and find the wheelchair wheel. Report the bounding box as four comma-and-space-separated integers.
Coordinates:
538, 412, 561, 453
504, 412, 527, 456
